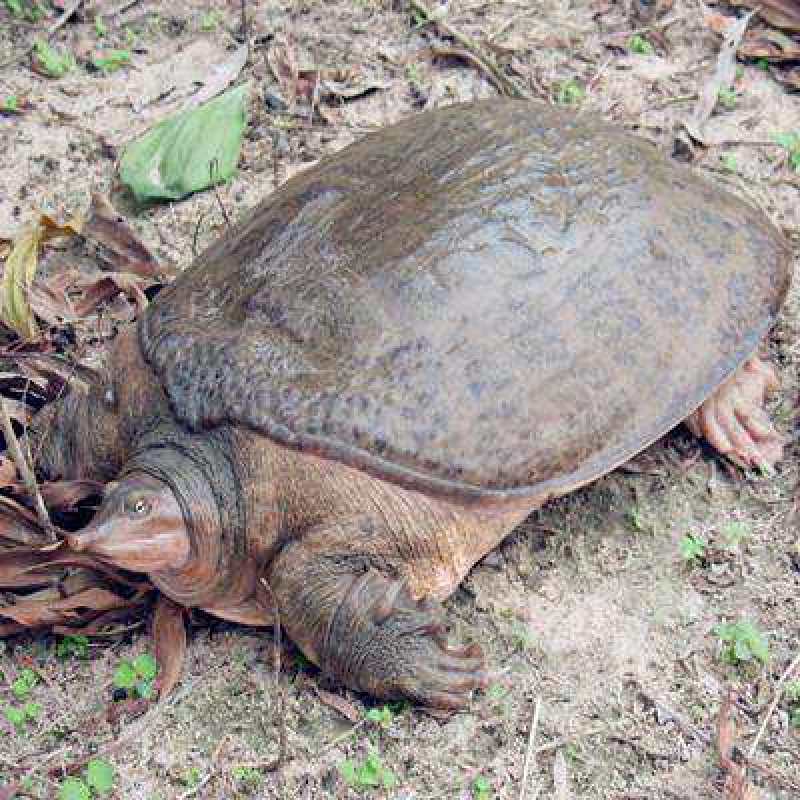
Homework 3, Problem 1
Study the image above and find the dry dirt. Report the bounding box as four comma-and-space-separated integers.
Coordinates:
0, 1, 798, 799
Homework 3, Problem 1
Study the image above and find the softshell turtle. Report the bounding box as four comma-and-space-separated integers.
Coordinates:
27, 99, 790, 708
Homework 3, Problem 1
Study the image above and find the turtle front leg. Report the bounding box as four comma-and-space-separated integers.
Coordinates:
267, 519, 487, 709
685, 355, 787, 470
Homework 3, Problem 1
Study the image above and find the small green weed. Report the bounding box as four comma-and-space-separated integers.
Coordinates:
472, 774, 493, 799
91, 50, 132, 73
338, 752, 397, 791
719, 154, 738, 172
231, 766, 263, 789
555, 79, 585, 105
717, 87, 737, 110
200, 10, 223, 30
57, 634, 89, 660
1, 95, 19, 113
715, 620, 769, 666
680, 534, 706, 564
4, 701, 40, 731
113, 652, 158, 699
32, 40, 75, 78
94, 17, 108, 36
12, 667, 38, 699
3, 0, 45, 20
627, 35, 654, 55
179, 767, 201, 788
719, 521, 749, 550
57, 759, 115, 799
773, 132, 800, 172
365, 705, 394, 728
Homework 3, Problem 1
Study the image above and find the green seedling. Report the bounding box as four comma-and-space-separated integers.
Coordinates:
12, 667, 38, 699
365, 705, 394, 728
179, 767, 201, 788
91, 50, 131, 73
94, 17, 108, 36
773, 132, 800, 172
200, 10, 223, 30
627, 35, 654, 55
57, 634, 89, 660
113, 652, 158, 699
679, 534, 705, 563
717, 87, 737, 110
786, 680, 800, 728
57, 758, 115, 799
338, 751, 397, 791
231, 766, 263, 789
715, 620, 769, 666
555, 79, 585, 106
719, 154, 738, 172
32, 40, 75, 78
719, 521, 749, 550
1, 95, 19, 113
472, 775, 493, 799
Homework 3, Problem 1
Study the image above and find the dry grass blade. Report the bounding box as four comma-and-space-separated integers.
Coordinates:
0, 397, 56, 542
409, 0, 528, 98
717, 689, 759, 800
519, 696, 542, 800
314, 687, 362, 723
553, 750, 570, 800
748, 650, 800, 759
153, 594, 187, 698
684, 10, 757, 144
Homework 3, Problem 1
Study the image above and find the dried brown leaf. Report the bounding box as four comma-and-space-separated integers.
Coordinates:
71, 272, 152, 317
729, 0, 800, 32
0, 586, 129, 626
39, 479, 103, 510
267, 33, 300, 106
314, 687, 362, 722
739, 28, 800, 60
82, 192, 164, 278
153, 594, 186, 698
0, 213, 83, 340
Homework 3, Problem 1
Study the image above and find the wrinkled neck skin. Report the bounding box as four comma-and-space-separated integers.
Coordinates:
119, 424, 252, 609
27, 326, 170, 482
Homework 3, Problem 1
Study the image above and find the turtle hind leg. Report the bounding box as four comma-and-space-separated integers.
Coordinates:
266, 520, 487, 709
685, 355, 787, 470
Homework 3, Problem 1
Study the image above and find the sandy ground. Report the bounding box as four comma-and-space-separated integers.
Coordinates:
0, 1, 798, 798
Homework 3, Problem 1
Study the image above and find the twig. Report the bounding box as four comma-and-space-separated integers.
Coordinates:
46, 0, 84, 37
748, 650, 800, 759
209, 158, 232, 230
519, 696, 542, 800
409, 0, 527, 98
430, 45, 511, 95
0, 397, 56, 543
534, 725, 607, 755
231, 578, 289, 772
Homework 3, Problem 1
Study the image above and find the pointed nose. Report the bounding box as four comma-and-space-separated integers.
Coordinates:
65, 526, 104, 553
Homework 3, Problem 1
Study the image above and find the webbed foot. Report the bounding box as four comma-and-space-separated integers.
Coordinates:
323, 570, 487, 709
686, 355, 787, 470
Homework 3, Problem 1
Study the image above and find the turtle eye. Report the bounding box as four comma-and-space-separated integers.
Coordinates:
124, 495, 152, 518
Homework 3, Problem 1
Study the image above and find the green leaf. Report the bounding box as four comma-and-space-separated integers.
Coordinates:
57, 634, 89, 660
86, 759, 115, 795
12, 668, 38, 700
338, 760, 358, 786
113, 660, 137, 690
679, 534, 705, 562
58, 777, 91, 800
133, 653, 158, 681
32, 40, 75, 78
135, 679, 154, 699
365, 706, 393, 728
627, 35, 654, 55
120, 83, 249, 202
23, 701, 41, 721
473, 775, 492, 800
4, 705, 26, 730
91, 49, 131, 73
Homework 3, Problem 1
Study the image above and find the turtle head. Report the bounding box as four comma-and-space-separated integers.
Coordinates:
65, 472, 190, 573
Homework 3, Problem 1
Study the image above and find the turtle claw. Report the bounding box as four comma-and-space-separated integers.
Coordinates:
324, 570, 486, 709
686, 355, 787, 471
